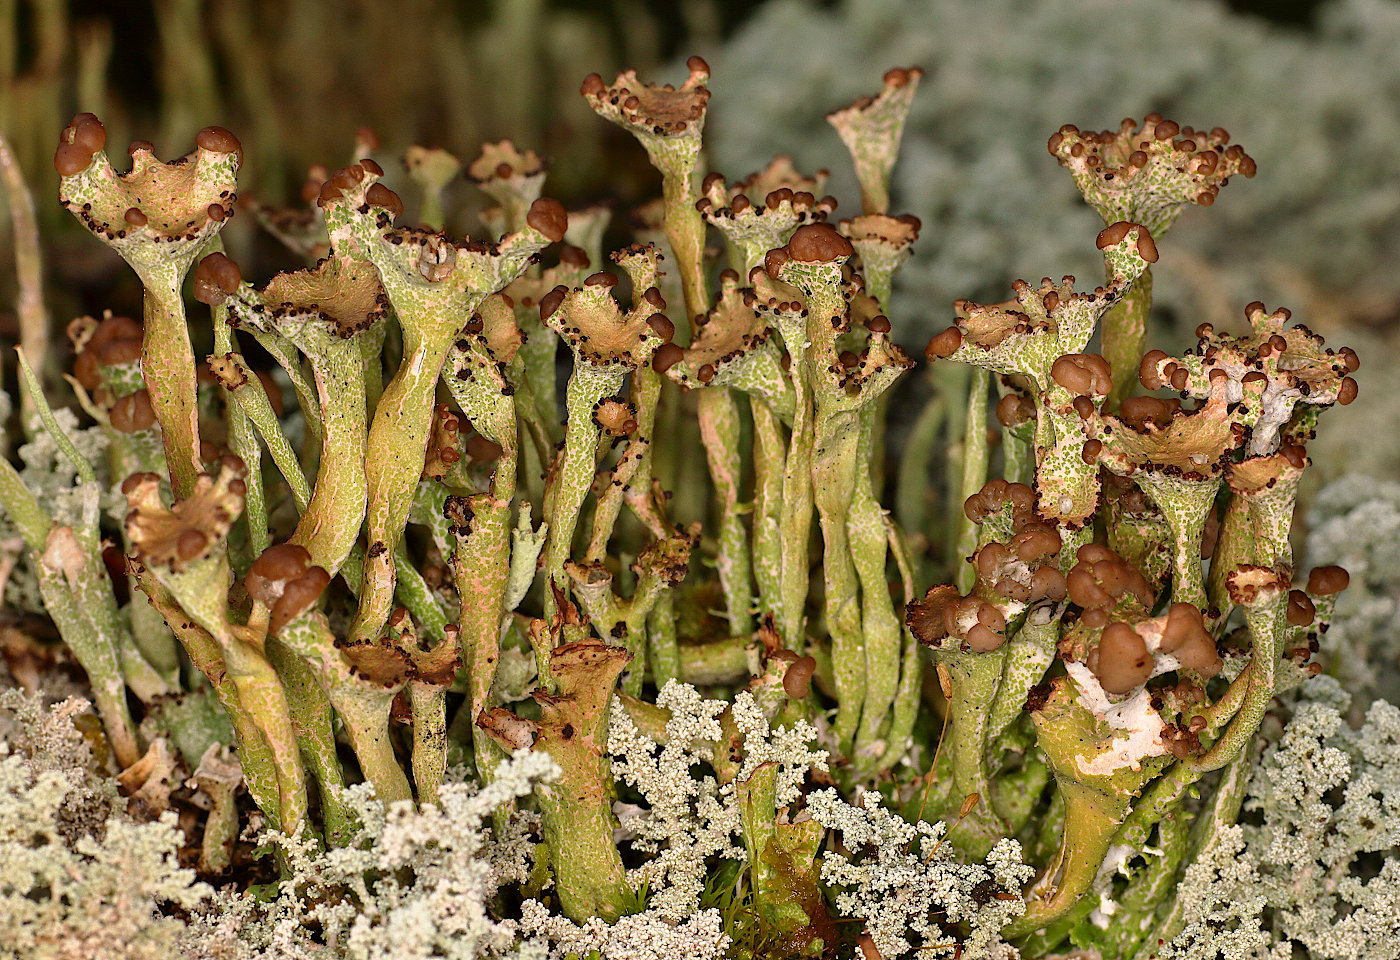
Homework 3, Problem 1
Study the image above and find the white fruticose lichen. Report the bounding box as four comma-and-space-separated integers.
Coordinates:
1164, 826, 1284, 960
0, 692, 213, 960
729, 687, 829, 804
16, 408, 115, 523
183, 748, 560, 960
516, 898, 729, 960
607, 681, 744, 920
1164, 679, 1400, 960
602, 681, 830, 927
807, 788, 1032, 959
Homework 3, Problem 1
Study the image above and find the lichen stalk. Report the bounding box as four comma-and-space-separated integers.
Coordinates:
211, 249, 380, 575
0, 451, 141, 766
984, 609, 1057, 747
55, 116, 241, 497
647, 593, 680, 688
319, 168, 561, 645
478, 638, 633, 922
449, 494, 512, 786
192, 748, 241, 873
1101, 265, 1152, 411
141, 270, 204, 496
277, 612, 414, 806
0, 133, 49, 424
34, 543, 141, 767
955, 368, 991, 593
777, 326, 816, 649
135, 567, 283, 825
207, 350, 311, 511
750, 399, 787, 623
940, 649, 1012, 857
293, 346, 368, 571
848, 409, 904, 762
1183, 568, 1288, 774
408, 679, 448, 807
541, 362, 625, 625
1134, 472, 1218, 609
698, 386, 753, 635
208, 305, 270, 563
123, 465, 310, 833
814, 411, 867, 750
893, 376, 946, 540
263, 637, 352, 843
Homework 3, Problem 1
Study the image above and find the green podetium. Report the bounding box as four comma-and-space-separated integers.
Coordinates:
194, 243, 386, 579
122, 458, 309, 834
478, 605, 634, 924
1047, 116, 1256, 411
56, 114, 241, 497
314, 163, 567, 648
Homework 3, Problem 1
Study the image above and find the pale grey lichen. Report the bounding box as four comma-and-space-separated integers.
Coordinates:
0, 703, 574, 960
1163, 826, 1285, 960
0, 692, 213, 960
1163, 684, 1400, 960
1305, 475, 1400, 708
603, 681, 830, 925
515, 898, 730, 960
807, 787, 1032, 959
186, 748, 560, 960
15, 408, 114, 523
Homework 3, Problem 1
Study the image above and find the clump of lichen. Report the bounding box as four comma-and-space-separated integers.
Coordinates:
0, 692, 210, 960
0, 28, 1390, 960
1164, 678, 1400, 960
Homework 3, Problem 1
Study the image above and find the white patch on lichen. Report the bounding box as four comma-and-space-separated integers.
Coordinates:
1065, 663, 1168, 775
1132, 614, 1186, 676
1090, 891, 1119, 928
1096, 843, 1136, 886
1251, 379, 1301, 456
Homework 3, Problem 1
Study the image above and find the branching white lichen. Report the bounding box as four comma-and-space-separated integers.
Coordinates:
1164, 681, 1400, 960
608, 681, 744, 920
0, 692, 212, 960
807, 788, 1032, 959
604, 682, 829, 924
186, 748, 559, 960
516, 899, 730, 960
730, 687, 829, 805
